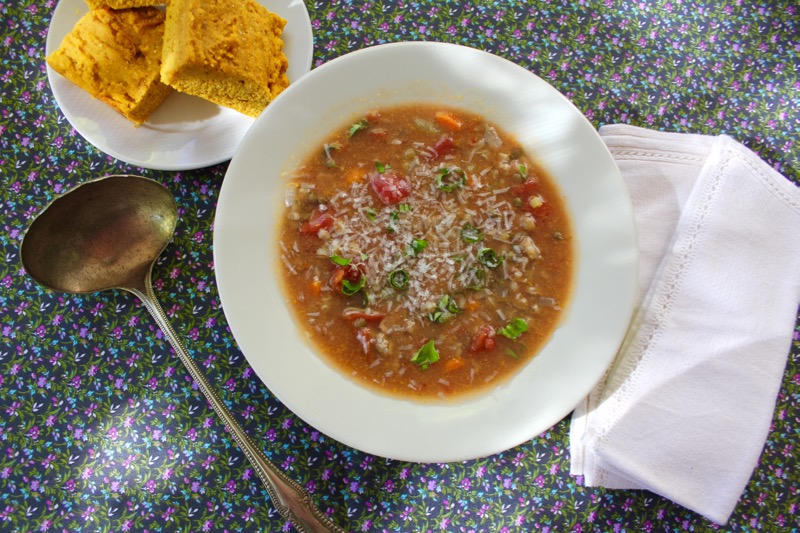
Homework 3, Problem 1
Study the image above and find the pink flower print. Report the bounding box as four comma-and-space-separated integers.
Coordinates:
224, 479, 236, 493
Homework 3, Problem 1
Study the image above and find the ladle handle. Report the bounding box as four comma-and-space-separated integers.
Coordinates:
131, 273, 347, 533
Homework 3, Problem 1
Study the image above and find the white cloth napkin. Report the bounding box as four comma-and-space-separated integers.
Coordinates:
569, 124, 800, 525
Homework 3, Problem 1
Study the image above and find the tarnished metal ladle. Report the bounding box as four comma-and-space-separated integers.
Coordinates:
20, 175, 344, 533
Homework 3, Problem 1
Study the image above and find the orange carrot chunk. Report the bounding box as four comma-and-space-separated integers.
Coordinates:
435, 111, 463, 131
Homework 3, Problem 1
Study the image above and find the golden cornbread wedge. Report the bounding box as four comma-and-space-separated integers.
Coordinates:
46, 6, 173, 125
160, 0, 289, 118
85, 0, 168, 9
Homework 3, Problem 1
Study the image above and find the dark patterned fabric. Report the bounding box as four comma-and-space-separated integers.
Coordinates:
1, 1, 797, 531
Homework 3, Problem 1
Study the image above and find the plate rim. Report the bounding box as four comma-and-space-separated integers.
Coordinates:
214, 41, 638, 462
45, 0, 313, 171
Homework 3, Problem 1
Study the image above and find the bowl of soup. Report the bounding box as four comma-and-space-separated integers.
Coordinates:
214, 42, 638, 462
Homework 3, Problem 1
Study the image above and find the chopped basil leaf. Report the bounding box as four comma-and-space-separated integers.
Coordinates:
341, 275, 366, 296
364, 207, 378, 221
411, 340, 440, 370
398, 203, 413, 213
461, 224, 484, 243
441, 294, 461, 314
408, 238, 428, 256
498, 318, 528, 339
518, 164, 528, 177
375, 160, 387, 173
466, 266, 485, 290
477, 247, 504, 269
505, 348, 521, 360
389, 269, 409, 290
429, 294, 462, 323
329, 255, 352, 266
435, 167, 465, 192
348, 119, 369, 137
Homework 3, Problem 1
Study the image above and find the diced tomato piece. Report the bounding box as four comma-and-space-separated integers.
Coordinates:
300, 209, 334, 234
355, 327, 373, 354
343, 308, 386, 323
370, 169, 411, 205
512, 179, 551, 217
469, 324, 497, 353
344, 262, 366, 282
432, 135, 456, 159
330, 263, 365, 291
511, 179, 540, 198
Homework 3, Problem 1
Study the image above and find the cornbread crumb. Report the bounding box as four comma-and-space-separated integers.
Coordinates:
46, 7, 173, 124
85, 0, 168, 9
160, 0, 289, 118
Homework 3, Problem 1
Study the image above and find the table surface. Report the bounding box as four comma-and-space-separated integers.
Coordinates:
1, 1, 798, 532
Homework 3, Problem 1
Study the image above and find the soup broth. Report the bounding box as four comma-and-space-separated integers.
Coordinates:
277, 105, 573, 400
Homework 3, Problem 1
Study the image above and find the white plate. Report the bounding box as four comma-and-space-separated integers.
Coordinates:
45, 0, 313, 171
214, 42, 638, 462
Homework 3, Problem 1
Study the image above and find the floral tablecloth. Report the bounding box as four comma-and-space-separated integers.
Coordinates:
1, 1, 797, 532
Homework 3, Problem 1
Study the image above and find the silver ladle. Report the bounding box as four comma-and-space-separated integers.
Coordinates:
20, 175, 344, 533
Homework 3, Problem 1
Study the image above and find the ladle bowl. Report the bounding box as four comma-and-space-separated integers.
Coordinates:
20, 175, 343, 533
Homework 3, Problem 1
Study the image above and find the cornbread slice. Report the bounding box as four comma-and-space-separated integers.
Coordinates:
46, 7, 173, 124
160, 0, 289, 117
85, 0, 168, 9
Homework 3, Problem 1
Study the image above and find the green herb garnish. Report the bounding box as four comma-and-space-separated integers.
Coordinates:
466, 266, 485, 290
330, 255, 352, 266
435, 167, 466, 192
341, 276, 366, 296
388, 269, 409, 291
363, 207, 378, 221
411, 340, 440, 370
498, 318, 528, 340
477, 248, 504, 269
408, 238, 428, 256
461, 224, 484, 243
375, 160, 387, 173
348, 119, 369, 137
429, 294, 462, 323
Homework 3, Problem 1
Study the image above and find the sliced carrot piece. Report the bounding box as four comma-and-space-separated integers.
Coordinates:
345, 168, 367, 184
435, 111, 463, 132
444, 358, 466, 373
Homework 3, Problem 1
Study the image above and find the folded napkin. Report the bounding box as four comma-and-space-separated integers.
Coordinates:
570, 125, 800, 525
